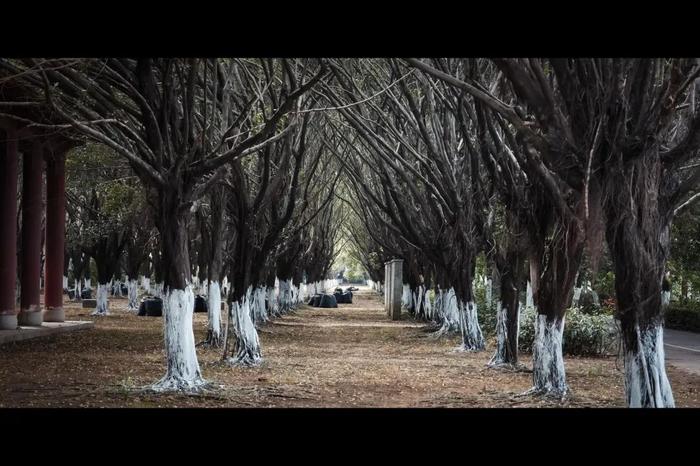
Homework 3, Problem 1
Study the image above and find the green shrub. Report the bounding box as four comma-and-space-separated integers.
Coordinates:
665, 302, 700, 332
517, 307, 619, 357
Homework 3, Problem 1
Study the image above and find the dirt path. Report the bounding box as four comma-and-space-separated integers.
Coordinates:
1, 287, 699, 407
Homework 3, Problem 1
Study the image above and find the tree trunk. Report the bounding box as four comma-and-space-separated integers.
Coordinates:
151, 189, 206, 392
127, 278, 139, 311
92, 282, 110, 316
202, 187, 225, 347
527, 218, 584, 397
489, 250, 522, 367
604, 160, 675, 407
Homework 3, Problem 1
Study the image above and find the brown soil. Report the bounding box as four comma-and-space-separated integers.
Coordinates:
1, 288, 698, 408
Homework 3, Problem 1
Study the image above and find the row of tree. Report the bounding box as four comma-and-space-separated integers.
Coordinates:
2, 58, 699, 407
322, 58, 700, 407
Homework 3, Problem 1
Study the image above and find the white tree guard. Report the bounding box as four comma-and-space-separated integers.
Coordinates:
485, 278, 493, 310
266, 286, 279, 317
529, 313, 568, 397
432, 288, 461, 338
572, 286, 582, 307
278, 279, 293, 314
228, 286, 262, 367
92, 283, 110, 316
127, 278, 139, 310
661, 291, 671, 307
624, 323, 675, 407
402, 284, 412, 310
526, 281, 534, 310
207, 281, 222, 345
74, 278, 82, 301
251, 286, 269, 324
488, 302, 520, 367
153, 282, 164, 299
152, 286, 207, 392
457, 300, 485, 351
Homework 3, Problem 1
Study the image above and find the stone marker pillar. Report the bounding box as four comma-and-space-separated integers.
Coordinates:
19, 142, 44, 326
44, 150, 66, 323
384, 259, 403, 320
0, 127, 19, 330
384, 261, 390, 315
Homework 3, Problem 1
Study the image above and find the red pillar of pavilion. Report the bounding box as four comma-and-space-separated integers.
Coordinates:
19, 142, 45, 326
0, 127, 19, 330
43, 149, 66, 323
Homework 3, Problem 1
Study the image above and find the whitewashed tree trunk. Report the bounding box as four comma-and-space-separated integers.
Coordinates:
526, 281, 534, 309
488, 302, 519, 366
457, 300, 485, 351
152, 286, 207, 392
63, 275, 69, 290
127, 278, 139, 310
661, 290, 671, 307
624, 323, 675, 407
422, 286, 433, 320
485, 278, 493, 310
92, 283, 110, 316
266, 285, 279, 317
206, 281, 222, 346
84, 278, 91, 290
528, 313, 568, 397
432, 288, 461, 338
153, 282, 164, 299
572, 286, 582, 307
278, 279, 292, 314
402, 284, 412, 310
74, 278, 82, 301
227, 286, 262, 367
251, 286, 268, 324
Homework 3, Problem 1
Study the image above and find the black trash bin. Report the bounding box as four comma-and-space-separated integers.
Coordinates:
319, 294, 338, 308
308, 294, 322, 307
138, 297, 163, 317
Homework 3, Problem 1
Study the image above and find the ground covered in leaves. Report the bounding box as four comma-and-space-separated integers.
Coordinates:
1, 287, 699, 407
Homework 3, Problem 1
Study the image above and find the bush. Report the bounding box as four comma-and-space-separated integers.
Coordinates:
665, 302, 700, 332
516, 307, 619, 357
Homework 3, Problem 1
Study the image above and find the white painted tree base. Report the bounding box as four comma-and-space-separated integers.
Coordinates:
127, 279, 139, 311
227, 286, 262, 367
523, 313, 568, 398
457, 300, 485, 351
151, 287, 207, 392
91, 283, 110, 316
625, 323, 675, 407
201, 280, 222, 347
488, 303, 520, 367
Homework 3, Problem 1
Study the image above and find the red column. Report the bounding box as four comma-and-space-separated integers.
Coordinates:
19, 142, 44, 326
0, 128, 19, 330
44, 150, 66, 322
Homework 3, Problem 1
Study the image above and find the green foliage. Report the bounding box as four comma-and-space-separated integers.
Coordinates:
665, 302, 700, 332
517, 307, 619, 356
596, 271, 616, 301
473, 276, 498, 338
668, 203, 700, 302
